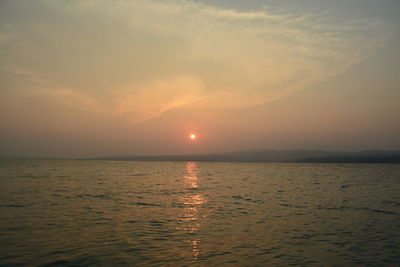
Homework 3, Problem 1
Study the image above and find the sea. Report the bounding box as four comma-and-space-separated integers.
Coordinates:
1, 160, 399, 266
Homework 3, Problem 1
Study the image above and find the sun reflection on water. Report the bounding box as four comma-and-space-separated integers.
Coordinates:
180, 162, 207, 260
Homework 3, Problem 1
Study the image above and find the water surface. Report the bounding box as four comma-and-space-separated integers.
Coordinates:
1, 160, 399, 266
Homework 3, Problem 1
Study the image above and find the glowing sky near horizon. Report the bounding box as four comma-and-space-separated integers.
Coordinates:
1, 0, 399, 157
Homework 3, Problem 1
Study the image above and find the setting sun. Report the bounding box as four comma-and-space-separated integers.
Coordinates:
189, 134, 197, 141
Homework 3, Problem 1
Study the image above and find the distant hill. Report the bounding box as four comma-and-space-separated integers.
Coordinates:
93, 149, 400, 163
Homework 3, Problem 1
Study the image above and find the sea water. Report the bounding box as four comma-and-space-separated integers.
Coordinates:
1, 160, 399, 266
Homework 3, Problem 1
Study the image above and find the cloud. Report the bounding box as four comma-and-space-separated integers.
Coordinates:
0, 0, 394, 123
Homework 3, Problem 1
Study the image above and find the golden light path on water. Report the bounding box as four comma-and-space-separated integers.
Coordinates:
180, 162, 207, 260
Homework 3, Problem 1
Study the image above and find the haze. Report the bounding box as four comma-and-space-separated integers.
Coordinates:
1, 0, 399, 158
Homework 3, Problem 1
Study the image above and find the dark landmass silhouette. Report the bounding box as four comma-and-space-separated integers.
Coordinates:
93, 149, 400, 163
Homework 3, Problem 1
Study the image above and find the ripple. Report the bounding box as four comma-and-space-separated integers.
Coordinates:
133, 202, 161, 207
2, 204, 29, 208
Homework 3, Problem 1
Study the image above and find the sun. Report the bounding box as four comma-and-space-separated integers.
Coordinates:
189, 133, 197, 141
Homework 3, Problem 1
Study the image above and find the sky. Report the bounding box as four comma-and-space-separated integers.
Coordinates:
1, 0, 399, 158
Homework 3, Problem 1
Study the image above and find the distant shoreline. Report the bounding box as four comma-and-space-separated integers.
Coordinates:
92, 149, 400, 163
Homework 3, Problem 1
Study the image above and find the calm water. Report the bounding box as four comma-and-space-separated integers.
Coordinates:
1, 160, 400, 266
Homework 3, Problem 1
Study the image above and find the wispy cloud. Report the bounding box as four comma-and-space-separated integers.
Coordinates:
0, 0, 393, 123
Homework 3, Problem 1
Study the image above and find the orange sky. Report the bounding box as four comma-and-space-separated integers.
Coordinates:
1, 0, 399, 158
